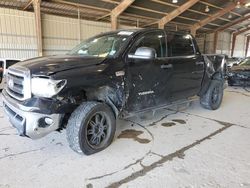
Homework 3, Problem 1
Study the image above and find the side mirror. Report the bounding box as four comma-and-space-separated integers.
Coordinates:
128, 47, 156, 60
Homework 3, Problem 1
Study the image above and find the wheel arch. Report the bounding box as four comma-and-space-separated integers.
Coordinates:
85, 85, 125, 117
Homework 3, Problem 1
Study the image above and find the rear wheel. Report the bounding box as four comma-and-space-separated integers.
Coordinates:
66, 102, 116, 155
200, 79, 224, 110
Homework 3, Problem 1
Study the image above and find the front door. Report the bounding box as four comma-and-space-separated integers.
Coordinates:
124, 31, 173, 113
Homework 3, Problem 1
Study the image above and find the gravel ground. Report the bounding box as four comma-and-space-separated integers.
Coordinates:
0, 87, 249, 188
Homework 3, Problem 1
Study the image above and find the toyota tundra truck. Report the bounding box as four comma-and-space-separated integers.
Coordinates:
2, 29, 226, 155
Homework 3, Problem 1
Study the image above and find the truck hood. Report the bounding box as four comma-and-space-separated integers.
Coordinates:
15, 55, 106, 76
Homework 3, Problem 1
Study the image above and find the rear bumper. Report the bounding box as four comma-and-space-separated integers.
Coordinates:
2, 89, 62, 139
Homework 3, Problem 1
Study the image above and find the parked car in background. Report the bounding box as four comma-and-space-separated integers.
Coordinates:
0, 59, 21, 90
228, 57, 250, 86
227, 57, 243, 68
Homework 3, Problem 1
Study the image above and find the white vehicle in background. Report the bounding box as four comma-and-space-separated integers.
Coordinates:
0, 59, 21, 90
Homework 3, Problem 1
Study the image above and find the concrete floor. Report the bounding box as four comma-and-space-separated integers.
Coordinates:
0, 87, 250, 188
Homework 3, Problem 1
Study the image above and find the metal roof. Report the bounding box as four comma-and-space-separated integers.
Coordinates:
0, 0, 250, 33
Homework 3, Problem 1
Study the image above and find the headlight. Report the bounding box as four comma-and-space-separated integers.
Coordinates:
228, 72, 234, 76
31, 77, 67, 98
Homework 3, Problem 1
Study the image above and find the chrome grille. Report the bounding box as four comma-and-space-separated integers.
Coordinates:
6, 66, 31, 101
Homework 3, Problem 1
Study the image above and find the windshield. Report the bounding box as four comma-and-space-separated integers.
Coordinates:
239, 58, 250, 66
69, 33, 131, 57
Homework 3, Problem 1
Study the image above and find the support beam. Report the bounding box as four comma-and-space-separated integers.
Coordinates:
52, 0, 110, 13
231, 34, 236, 57
110, 0, 135, 30
231, 27, 250, 57
33, 0, 43, 56
158, 0, 199, 29
191, 0, 246, 32
199, 1, 242, 17
245, 36, 250, 57
23, 0, 33, 10
111, 14, 118, 30
77, 8, 81, 43
213, 31, 218, 54
216, 14, 250, 32
190, 28, 196, 36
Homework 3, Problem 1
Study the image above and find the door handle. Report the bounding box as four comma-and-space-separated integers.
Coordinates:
161, 64, 173, 69
196, 61, 204, 65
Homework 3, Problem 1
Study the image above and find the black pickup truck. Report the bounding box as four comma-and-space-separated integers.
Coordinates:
2, 29, 226, 155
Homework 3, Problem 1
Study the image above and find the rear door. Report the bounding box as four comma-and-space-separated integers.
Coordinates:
166, 33, 204, 101
125, 30, 173, 113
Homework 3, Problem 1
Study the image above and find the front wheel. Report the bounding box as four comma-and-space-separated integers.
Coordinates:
200, 80, 224, 110
66, 102, 116, 155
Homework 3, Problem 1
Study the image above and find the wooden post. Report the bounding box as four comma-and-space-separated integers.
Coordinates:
190, 27, 196, 37
33, 0, 43, 56
78, 8, 81, 43
111, 13, 118, 30
110, 0, 134, 30
231, 33, 236, 57
245, 36, 250, 57
213, 31, 218, 54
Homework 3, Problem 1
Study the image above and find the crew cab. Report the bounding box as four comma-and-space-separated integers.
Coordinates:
2, 29, 226, 155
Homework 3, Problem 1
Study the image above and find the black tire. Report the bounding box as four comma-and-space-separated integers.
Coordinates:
200, 79, 224, 110
66, 102, 116, 155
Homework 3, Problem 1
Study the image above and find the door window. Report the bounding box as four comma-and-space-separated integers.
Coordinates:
167, 34, 194, 57
130, 31, 167, 58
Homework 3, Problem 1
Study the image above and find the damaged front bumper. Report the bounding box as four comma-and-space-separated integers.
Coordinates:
2, 89, 62, 139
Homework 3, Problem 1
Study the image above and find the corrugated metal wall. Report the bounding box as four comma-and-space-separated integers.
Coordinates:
205, 32, 232, 55
42, 14, 79, 56
216, 32, 231, 55
233, 35, 245, 57
80, 19, 111, 40
0, 8, 38, 59
196, 34, 205, 53
204, 32, 247, 57
42, 14, 112, 56
0, 8, 131, 59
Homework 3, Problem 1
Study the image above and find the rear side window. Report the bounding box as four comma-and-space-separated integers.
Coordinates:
167, 34, 194, 57
6, 60, 19, 69
130, 31, 167, 58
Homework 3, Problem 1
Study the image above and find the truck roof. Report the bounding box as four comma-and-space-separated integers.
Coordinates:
97, 28, 190, 38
